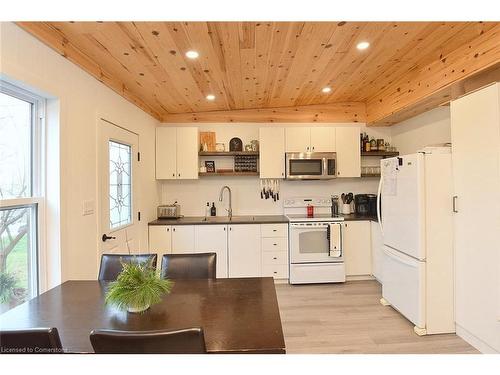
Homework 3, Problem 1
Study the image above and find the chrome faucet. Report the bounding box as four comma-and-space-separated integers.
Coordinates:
219, 185, 232, 219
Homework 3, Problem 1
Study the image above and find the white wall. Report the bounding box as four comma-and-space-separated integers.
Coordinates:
0, 22, 160, 284
161, 123, 391, 215
390, 106, 451, 154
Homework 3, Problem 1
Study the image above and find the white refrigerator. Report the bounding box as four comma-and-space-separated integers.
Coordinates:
377, 146, 455, 335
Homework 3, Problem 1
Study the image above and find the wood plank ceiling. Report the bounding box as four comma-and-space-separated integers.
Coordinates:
17, 21, 500, 124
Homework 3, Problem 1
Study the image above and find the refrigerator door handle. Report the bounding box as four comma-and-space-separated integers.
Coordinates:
377, 176, 384, 235
383, 246, 418, 268
452, 195, 458, 213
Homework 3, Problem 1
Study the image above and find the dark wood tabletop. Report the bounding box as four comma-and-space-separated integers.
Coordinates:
0, 278, 285, 354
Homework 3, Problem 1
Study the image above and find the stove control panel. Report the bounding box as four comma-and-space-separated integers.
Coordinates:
284, 197, 332, 208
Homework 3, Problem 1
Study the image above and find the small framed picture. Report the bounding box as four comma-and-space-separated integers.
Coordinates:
205, 161, 215, 173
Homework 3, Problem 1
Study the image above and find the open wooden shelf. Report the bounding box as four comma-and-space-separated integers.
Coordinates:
199, 151, 259, 156
361, 151, 399, 157
199, 171, 259, 177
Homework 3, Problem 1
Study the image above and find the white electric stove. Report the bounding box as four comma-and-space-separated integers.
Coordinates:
284, 197, 346, 284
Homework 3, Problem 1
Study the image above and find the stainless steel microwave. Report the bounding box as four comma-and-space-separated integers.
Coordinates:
285, 152, 337, 180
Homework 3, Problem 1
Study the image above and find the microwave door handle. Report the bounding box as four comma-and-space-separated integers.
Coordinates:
323, 158, 328, 177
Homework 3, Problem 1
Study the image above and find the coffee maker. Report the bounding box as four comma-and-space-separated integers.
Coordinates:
354, 194, 369, 215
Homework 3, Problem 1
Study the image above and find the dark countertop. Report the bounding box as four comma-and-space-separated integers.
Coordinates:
149, 215, 289, 226
342, 213, 378, 222
149, 213, 377, 225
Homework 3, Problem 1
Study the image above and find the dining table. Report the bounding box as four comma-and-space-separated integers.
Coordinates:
0, 277, 286, 354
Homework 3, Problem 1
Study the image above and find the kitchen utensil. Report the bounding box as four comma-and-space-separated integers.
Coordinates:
331, 195, 339, 216
341, 193, 346, 204
260, 180, 263, 199
229, 137, 243, 151
346, 193, 354, 204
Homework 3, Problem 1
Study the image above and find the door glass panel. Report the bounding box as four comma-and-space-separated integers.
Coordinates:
0, 92, 32, 198
0, 205, 37, 314
289, 159, 322, 175
298, 230, 328, 254
109, 141, 132, 229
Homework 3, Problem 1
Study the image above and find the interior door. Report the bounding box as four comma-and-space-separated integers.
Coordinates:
99, 119, 140, 255
381, 153, 425, 260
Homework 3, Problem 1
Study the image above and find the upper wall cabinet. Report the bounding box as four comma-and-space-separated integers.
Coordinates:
335, 127, 361, 178
259, 127, 285, 179
285, 127, 335, 153
156, 127, 198, 179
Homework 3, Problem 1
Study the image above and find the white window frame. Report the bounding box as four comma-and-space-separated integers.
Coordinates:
0, 81, 46, 297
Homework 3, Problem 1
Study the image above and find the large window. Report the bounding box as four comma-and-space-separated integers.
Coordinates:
0, 82, 44, 314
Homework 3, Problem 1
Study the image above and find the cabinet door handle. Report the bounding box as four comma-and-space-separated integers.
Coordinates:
166, 228, 169, 232
273, 257, 277, 260
223, 227, 226, 231
312, 146, 315, 151
172, 173, 175, 177
273, 243, 277, 246
173, 227, 176, 232
273, 229, 277, 232
453, 196, 458, 213
273, 271, 277, 274
178, 173, 181, 177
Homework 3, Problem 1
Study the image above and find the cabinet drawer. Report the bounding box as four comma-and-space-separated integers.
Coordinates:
262, 264, 289, 279
262, 251, 288, 265
261, 224, 287, 238
262, 237, 288, 252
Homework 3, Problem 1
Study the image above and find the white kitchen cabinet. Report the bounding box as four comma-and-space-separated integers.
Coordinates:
228, 224, 262, 278
370, 220, 383, 282
261, 224, 288, 280
156, 127, 177, 179
335, 127, 361, 177
194, 225, 228, 278
148, 225, 172, 257
451, 83, 500, 352
176, 127, 199, 179
285, 127, 311, 152
156, 127, 198, 180
285, 127, 335, 152
259, 127, 285, 179
343, 221, 371, 276
171, 225, 195, 254
310, 127, 335, 152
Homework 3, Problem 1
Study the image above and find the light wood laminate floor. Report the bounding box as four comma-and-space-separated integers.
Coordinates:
275, 280, 478, 354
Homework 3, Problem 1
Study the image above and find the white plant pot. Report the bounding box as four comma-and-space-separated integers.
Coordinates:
127, 304, 150, 313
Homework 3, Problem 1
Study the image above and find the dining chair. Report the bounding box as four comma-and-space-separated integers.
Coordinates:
0, 327, 63, 354
98, 253, 158, 281
89, 327, 207, 354
160, 253, 216, 279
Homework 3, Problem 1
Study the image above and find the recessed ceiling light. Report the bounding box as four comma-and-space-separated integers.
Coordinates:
185, 50, 199, 59
206, 94, 216, 101
356, 41, 370, 50
322, 87, 332, 93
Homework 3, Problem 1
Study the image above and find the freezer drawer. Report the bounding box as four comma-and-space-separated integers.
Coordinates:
382, 245, 426, 328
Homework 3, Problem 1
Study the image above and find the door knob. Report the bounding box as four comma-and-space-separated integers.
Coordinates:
102, 234, 116, 242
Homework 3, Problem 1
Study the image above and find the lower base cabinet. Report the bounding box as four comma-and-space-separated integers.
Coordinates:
228, 224, 262, 278
149, 222, 289, 280
194, 225, 228, 278
344, 221, 372, 276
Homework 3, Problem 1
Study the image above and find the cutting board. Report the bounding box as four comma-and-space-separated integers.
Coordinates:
200, 131, 216, 151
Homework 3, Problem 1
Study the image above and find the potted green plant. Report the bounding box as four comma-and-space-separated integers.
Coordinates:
105, 260, 173, 313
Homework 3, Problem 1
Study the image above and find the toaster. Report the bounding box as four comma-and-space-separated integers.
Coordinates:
157, 202, 181, 219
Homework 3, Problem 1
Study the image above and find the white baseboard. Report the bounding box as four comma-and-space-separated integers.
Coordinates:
346, 275, 375, 281
456, 324, 499, 354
